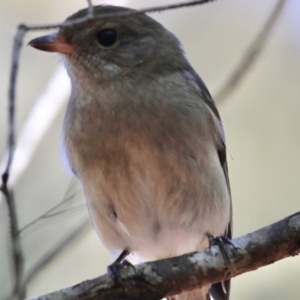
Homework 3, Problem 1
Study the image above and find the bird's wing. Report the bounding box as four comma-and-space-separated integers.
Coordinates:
192, 70, 232, 300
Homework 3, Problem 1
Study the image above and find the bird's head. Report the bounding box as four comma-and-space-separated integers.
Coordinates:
29, 5, 187, 84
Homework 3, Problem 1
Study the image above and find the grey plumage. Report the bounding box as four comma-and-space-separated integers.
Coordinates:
30, 5, 232, 300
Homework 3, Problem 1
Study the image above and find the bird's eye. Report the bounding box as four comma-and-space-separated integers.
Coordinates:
96, 29, 117, 47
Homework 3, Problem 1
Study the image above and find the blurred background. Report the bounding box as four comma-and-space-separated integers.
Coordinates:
0, 0, 299, 299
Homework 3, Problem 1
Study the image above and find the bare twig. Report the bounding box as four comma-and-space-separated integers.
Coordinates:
26, 212, 300, 300
215, 0, 287, 103
15, 182, 86, 300
17, 180, 82, 236
23, 220, 90, 287
0, 24, 28, 300
20, 0, 217, 31
0, 67, 71, 186
5, 24, 27, 176
86, 0, 94, 17
0, 183, 25, 299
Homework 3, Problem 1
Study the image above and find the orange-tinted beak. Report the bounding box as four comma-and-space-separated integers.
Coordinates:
29, 33, 73, 54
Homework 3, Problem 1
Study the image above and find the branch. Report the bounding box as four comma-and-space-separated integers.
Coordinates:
0, 26, 28, 296
23, 220, 90, 287
27, 212, 300, 300
215, 0, 287, 103
86, 0, 94, 17
20, 0, 217, 31
0, 181, 25, 299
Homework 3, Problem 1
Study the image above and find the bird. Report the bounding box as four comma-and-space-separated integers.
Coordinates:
29, 5, 232, 300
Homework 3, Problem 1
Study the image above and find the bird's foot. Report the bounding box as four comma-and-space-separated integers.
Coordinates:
206, 233, 239, 265
107, 250, 135, 283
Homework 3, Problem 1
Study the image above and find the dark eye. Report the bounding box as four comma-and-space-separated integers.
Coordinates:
96, 29, 117, 47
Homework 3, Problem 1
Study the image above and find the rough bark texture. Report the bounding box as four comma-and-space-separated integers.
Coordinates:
27, 212, 300, 300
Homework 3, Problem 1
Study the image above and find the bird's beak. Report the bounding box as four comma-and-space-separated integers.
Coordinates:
29, 33, 73, 54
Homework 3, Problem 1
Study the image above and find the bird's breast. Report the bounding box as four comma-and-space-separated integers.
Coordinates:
62, 93, 230, 258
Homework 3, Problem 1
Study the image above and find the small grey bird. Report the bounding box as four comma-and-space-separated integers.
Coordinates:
30, 5, 232, 300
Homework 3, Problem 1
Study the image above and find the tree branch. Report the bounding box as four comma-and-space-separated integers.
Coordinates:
27, 212, 300, 300
86, 0, 94, 17
0, 26, 27, 296
0, 181, 25, 299
215, 0, 287, 103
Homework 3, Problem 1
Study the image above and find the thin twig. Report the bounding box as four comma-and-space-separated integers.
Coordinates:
5, 24, 27, 178
19, 205, 85, 237
86, 0, 94, 17
23, 220, 90, 288
17, 181, 81, 235
215, 0, 287, 103
0, 183, 25, 299
20, 0, 217, 31
0, 24, 27, 300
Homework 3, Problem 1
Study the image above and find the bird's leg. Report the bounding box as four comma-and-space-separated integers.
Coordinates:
206, 233, 238, 264
107, 249, 135, 283
206, 233, 239, 296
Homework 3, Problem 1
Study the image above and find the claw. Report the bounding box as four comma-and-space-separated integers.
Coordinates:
221, 280, 227, 294
206, 233, 239, 265
107, 249, 131, 283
